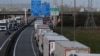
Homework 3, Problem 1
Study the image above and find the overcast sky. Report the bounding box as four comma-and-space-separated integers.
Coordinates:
0, 0, 100, 8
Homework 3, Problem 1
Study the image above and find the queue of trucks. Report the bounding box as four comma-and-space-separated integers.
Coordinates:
34, 18, 100, 56
0, 16, 24, 34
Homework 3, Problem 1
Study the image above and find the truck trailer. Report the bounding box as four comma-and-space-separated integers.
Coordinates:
39, 31, 59, 55
74, 53, 100, 56
34, 25, 50, 42
43, 35, 69, 56
55, 41, 90, 56
34, 19, 43, 30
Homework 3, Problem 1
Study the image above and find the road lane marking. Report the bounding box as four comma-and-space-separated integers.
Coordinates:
31, 31, 37, 56
13, 28, 27, 56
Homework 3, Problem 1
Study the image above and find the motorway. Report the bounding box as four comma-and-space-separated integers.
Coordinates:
13, 22, 40, 56
0, 31, 10, 50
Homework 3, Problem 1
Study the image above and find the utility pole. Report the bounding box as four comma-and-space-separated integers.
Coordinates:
61, 0, 63, 35
73, 0, 76, 41
24, 8, 28, 25
73, 0, 76, 55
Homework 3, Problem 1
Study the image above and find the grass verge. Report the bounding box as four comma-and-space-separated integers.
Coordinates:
54, 27, 100, 53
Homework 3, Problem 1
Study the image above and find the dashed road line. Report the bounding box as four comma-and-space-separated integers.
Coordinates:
31, 30, 37, 56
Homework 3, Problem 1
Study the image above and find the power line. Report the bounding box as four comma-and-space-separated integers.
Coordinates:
85, 0, 96, 29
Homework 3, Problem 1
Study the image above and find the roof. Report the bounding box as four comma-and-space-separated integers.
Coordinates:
0, 19, 6, 23
37, 25, 50, 29
56, 41, 89, 49
44, 35, 69, 41
76, 53, 100, 56
34, 19, 43, 24
41, 31, 59, 36
41, 30, 53, 33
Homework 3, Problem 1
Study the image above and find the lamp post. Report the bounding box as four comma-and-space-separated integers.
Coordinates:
61, 0, 63, 35
24, 8, 28, 25
73, 0, 76, 41
72, 0, 76, 55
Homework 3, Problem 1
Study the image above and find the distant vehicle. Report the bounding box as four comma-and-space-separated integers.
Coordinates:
70, 53, 100, 56
0, 19, 7, 30
6, 18, 18, 31
9, 19, 18, 31
15, 16, 24, 27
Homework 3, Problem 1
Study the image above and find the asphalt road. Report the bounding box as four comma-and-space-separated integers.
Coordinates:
13, 23, 40, 56
0, 31, 10, 49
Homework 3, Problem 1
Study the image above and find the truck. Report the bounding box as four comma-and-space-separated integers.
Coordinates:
73, 53, 100, 56
34, 19, 43, 30
7, 18, 18, 31
0, 19, 7, 30
15, 16, 24, 27
43, 35, 69, 56
39, 31, 59, 55
55, 41, 90, 56
34, 25, 50, 42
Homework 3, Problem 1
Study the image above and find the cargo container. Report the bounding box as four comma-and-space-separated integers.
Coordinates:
39, 31, 59, 55
34, 19, 43, 30
74, 53, 100, 56
15, 16, 22, 24
43, 35, 69, 56
34, 25, 50, 42
55, 41, 90, 56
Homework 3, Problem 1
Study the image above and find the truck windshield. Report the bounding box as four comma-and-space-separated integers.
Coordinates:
0, 23, 7, 26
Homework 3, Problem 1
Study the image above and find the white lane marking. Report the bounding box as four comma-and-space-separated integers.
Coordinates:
13, 28, 28, 56
0, 32, 16, 50
31, 31, 37, 56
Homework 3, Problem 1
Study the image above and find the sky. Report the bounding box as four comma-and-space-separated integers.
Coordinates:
0, 0, 100, 8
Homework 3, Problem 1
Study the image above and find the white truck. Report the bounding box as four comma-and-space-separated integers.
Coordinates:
34, 19, 43, 30
15, 16, 21, 24
34, 25, 50, 42
43, 35, 69, 56
0, 19, 7, 30
39, 31, 59, 55
73, 53, 100, 56
55, 41, 90, 56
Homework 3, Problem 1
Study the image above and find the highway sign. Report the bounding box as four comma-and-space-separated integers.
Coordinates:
31, 0, 41, 2
31, 0, 41, 16
50, 7, 59, 16
41, 2, 50, 16
50, 8, 59, 11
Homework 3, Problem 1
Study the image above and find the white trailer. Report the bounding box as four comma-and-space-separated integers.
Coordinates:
0, 19, 7, 30
39, 31, 59, 54
34, 25, 50, 42
74, 53, 100, 56
34, 19, 43, 30
15, 16, 21, 24
55, 41, 90, 56
43, 35, 69, 56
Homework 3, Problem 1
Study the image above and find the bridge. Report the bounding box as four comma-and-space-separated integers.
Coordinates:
0, 11, 31, 15
0, 11, 91, 16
